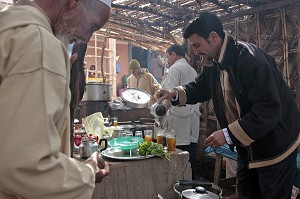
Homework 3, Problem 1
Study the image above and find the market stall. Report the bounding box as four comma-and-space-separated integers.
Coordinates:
75, 150, 192, 199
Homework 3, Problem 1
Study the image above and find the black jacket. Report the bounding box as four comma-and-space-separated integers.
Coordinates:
177, 34, 300, 168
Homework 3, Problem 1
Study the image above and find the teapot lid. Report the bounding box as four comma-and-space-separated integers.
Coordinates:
181, 186, 219, 199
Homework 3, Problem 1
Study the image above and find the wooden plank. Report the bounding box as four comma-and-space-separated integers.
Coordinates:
111, 3, 181, 21
206, 0, 232, 13
165, 27, 179, 45
256, 13, 261, 47
220, 0, 300, 22
214, 154, 223, 186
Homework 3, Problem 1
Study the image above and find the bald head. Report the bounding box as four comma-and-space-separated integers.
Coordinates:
35, 0, 110, 44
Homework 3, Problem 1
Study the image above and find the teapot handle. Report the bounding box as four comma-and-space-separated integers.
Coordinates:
98, 138, 108, 152
179, 180, 212, 187
173, 182, 181, 196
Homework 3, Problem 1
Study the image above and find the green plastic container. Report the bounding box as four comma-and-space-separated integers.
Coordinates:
108, 137, 143, 151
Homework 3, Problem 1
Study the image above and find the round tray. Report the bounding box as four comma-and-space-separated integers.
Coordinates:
101, 148, 155, 160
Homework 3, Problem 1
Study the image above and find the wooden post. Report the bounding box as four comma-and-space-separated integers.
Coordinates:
281, 7, 290, 86
108, 38, 117, 98
234, 18, 239, 39
297, 15, 300, 108
94, 34, 98, 76
100, 37, 107, 83
214, 154, 223, 186
256, 13, 261, 48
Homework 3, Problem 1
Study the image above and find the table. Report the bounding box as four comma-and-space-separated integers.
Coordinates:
82, 150, 191, 199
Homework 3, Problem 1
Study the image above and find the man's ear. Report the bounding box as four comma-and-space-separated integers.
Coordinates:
172, 52, 177, 58
209, 31, 218, 43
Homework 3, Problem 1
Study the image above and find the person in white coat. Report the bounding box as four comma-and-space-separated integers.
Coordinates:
162, 44, 200, 179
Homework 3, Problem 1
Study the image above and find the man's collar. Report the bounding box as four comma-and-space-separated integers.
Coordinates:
173, 57, 187, 65
218, 31, 229, 63
17, 0, 52, 30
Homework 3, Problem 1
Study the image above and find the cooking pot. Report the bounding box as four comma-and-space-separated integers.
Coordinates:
82, 83, 112, 101
173, 180, 222, 199
120, 88, 151, 109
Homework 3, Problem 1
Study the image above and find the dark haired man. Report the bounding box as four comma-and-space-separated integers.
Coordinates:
0, 0, 111, 198
156, 12, 300, 199
162, 44, 200, 179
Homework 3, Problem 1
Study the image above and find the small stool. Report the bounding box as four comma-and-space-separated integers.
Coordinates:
205, 144, 237, 187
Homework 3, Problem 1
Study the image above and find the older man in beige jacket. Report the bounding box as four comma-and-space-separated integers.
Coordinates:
0, 0, 110, 198
127, 59, 161, 96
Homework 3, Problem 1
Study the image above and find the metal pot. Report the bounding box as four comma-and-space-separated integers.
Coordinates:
82, 83, 112, 101
120, 88, 151, 109
173, 180, 222, 199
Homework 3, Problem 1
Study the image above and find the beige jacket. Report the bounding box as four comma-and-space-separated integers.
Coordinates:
0, 1, 95, 198
127, 68, 161, 96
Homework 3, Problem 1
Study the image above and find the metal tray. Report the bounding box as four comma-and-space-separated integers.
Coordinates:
101, 148, 155, 160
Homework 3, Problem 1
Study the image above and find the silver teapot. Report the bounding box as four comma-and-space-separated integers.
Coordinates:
150, 102, 167, 118
79, 138, 107, 159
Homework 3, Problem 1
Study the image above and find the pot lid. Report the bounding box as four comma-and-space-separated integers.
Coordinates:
121, 88, 151, 105
181, 186, 219, 199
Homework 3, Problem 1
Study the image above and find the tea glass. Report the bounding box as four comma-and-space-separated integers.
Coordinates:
166, 130, 176, 153
156, 128, 165, 145
144, 129, 153, 142
135, 131, 143, 138
113, 117, 118, 126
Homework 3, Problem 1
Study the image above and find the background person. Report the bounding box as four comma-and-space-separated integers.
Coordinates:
161, 44, 200, 180
0, 0, 111, 198
150, 51, 164, 83
156, 12, 300, 199
127, 59, 161, 97
88, 64, 96, 78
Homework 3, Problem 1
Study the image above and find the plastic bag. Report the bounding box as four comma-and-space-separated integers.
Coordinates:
205, 144, 237, 161
84, 112, 105, 139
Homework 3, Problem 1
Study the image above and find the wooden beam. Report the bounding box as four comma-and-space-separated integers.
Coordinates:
206, 0, 232, 13
110, 11, 165, 27
139, 0, 198, 15
220, 0, 300, 22
165, 27, 179, 45
107, 21, 173, 44
169, 21, 187, 31
111, 3, 182, 21
108, 20, 165, 39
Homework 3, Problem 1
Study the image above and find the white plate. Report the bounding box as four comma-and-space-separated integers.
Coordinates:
101, 148, 155, 160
